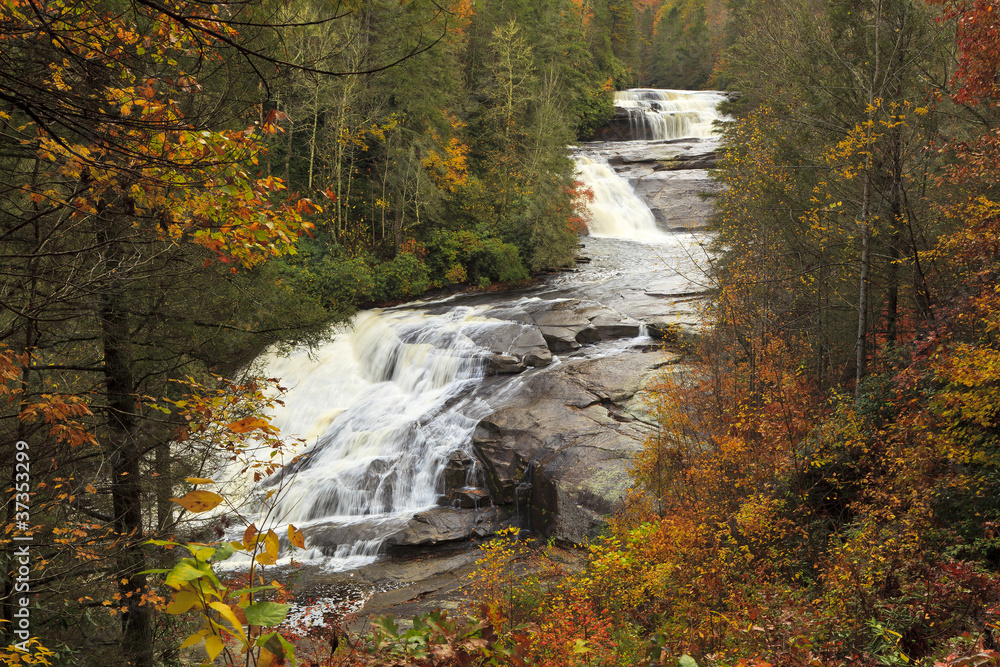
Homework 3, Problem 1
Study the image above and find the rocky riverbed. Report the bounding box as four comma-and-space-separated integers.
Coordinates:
269, 230, 714, 625
246, 90, 724, 623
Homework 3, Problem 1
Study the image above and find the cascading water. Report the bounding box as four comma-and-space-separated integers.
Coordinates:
232, 308, 499, 570
573, 156, 667, 239
574, 88, 726, 239
615, 89, 728, 141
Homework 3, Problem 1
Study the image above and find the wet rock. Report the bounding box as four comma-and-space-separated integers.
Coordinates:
442, 451, 476, 494
387, 507, 502, 546
444, 487, 491, 509
633, 169, 721, 231
488, 354, 526, 375
520, 299, 638, 353
473, 349, 671, 542
650, 152, 718, 170
472, 424, 527, 505
523, 348, 553, 367
466, 318, 551, 371
589, 312, 642, 339
540, 330, 581, 353
587, 108, 639, 141
474, 298, 647, 359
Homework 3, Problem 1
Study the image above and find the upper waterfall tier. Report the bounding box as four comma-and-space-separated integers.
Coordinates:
593, 89, 729, 142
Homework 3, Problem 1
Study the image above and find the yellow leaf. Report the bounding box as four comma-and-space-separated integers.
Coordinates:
205, 634, 225, 660
287, 524, 305, 550
185, 477, 215, 485
227, 416, 269, 433
179, 632, 203, 650
255, 552, 277, 566
210, 601, 248, 642
170, 490, 224, 513
264, 529, 280, 559
165, 590, 201, 615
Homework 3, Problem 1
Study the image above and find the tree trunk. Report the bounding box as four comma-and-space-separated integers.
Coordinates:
99, 217, 152, 667
856, 195, 872, 397
155, 441, 172, 531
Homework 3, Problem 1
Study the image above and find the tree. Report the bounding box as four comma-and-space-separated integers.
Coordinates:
714, 0, 952, 391
0, 0, 350, 662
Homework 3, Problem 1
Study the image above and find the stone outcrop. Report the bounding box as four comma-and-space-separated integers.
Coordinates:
633, 170, 722, 231
387, 507, 503, 547
466, 298, 644, 370
588, 108, 640, 142
383, 293, 689, 546
471, 349, 681, 542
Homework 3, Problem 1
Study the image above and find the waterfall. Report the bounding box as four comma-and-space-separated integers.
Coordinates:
615, 89, 727, 141
235, 308, 496, 570
573, 155, 667, 240
573, 88, 725, 240
226, 88, 719, 573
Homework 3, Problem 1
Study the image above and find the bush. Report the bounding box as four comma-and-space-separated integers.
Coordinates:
424, 229, 529, 288
286, 254, 374, 314
470, 237, 530, 284
372, 251, 431, 302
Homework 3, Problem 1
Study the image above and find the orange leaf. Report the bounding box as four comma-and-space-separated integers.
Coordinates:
170, 490, 223, 513
244, 523, 258, 549
287, 524, 305, 550
227, 416, 269, 433
185, 477, 215, 485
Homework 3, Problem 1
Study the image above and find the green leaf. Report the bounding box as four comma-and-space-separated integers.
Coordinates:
164, 560, 207, 589
230, 584, 277, 598
372, 615, 399, 637
212, 542, 235, 562
679, 655, 699, 667
244, 601, 290, 626
257, 632, 296, 664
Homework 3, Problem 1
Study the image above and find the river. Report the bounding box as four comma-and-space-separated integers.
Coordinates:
220, 88, 726, 618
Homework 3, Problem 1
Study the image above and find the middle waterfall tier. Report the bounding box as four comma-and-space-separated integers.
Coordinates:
573, 155, 665, 240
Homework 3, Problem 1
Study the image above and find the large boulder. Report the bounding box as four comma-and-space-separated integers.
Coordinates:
520, 299, 642, 353
471, 349, 681, 542
387, 507, 503, 546
632, 169, 721, 231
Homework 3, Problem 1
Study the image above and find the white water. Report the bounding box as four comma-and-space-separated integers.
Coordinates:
615, 89, 728, 141
573, 89, 725, 240
574, 156, 667, 240
232, 308, 500, 570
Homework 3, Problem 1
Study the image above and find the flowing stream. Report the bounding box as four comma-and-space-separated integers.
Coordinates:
225, 89, 724, 572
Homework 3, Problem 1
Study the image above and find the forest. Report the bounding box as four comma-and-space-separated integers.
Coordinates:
4, 0, 1000, 665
